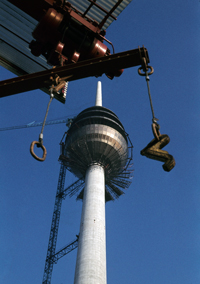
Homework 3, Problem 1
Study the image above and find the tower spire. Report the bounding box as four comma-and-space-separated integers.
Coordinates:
95, 81, 102, 106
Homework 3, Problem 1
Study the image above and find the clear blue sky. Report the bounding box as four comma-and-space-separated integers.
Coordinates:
0, 1, 200, 283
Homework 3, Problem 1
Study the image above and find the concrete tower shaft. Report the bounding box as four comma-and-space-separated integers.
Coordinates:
74, 164, 106, 284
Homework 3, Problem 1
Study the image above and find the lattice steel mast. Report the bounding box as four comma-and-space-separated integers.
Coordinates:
42, 163, 66, 284
42, 155, 85, 284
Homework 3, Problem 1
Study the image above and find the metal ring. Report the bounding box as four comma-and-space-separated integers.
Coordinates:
138, 65, 154, 76
30, 141, 47, 162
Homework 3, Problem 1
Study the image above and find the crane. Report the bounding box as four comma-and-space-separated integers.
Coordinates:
0, 114, 84, 283
0, 115, 79, 284
0, 117, 75, 131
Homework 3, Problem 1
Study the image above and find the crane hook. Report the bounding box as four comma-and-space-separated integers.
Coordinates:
30, 88, 54, 161
140, 134, 175, 172
29, 81, 68, 161
141, 117, 176, 172
30, 139, 47, 162
138, 56, 175, 171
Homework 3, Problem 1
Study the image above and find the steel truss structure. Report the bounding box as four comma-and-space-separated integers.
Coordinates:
42, 164, 84, 284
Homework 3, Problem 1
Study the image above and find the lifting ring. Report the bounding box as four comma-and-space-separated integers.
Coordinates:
138, 65, 154, 76
30, 141, 47, 162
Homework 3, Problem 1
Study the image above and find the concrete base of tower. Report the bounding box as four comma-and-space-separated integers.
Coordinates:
74, 164, 107, 284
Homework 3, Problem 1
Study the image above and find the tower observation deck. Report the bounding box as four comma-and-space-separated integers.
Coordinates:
59, 81, 133, 284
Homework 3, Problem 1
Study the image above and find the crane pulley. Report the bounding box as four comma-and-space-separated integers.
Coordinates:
138, 54, 175, 172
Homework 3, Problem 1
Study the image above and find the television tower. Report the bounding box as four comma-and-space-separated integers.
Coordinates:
59, 81, 133, 284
